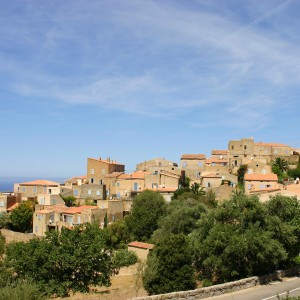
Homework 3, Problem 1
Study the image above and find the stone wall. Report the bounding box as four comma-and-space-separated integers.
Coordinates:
1, 229, 37, 243
131, 265, 300, 300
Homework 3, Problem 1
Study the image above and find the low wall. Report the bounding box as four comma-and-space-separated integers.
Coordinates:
1, 229, 37, 243
132, 265, 300, 300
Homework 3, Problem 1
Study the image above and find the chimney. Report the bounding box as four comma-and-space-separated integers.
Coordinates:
99, 157, 102, 161
107, 157, 110, 162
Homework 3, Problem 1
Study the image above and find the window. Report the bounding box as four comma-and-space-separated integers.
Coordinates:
116, 182, 120, 187
51, 199, 56, 205
90, 178, 94, 184
0, 201, 4, 207
37, 214, 41, 221
244, 145, 247, 150
262, 169, 266, 174
88, 189, 92, 195
90, 169, 94, 175
198, 162, 203, 167
22, 187, 26, 192
74, 190, 79, 196
33, 187, 37, 193
99, 179, 103, 185
231, 145, 234, 150
34, 226, 38, 232
112, 214, 115, 222
274, 150, 278, 154
248, 169, 253, 174
102, 169, 106, 175
77, 215, 81, 224
211, 163, 216, 166
182, 162, 187, 168
96, 190, 100, 196
48, 189, 52, 194
40, 198, 45, 205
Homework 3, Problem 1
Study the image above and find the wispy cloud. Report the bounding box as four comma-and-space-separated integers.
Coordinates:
1, 0, 300, 127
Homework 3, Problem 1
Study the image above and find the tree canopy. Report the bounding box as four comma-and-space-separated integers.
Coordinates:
9, 201, 33, 232
125, 190, 167, 242
5, 224, 114, 297
143, 233, 196, 295
191, 192, 300, 284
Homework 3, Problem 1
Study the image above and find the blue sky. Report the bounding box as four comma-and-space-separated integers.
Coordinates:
1, 0, 300, 179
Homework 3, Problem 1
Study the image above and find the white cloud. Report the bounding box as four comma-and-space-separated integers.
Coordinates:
1, 0, 300, 125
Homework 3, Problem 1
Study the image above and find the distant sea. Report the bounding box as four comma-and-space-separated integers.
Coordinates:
0, 176, 67, 192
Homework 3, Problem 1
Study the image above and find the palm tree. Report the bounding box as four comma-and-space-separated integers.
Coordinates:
271, 157, 289, 173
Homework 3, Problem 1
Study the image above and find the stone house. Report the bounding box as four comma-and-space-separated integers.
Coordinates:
201, 173, 223, 189
244, 173, 278, 193
14, 180, 61, 200
180, 154, 206, 180
33, 205, 106, 237
128, 241, 155, 261
87, 157, 125, 185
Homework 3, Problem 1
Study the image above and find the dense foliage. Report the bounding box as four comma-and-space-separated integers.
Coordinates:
143, 233, 196, 295
4, 224, 134, 297
125, 190, 167, 242
9, 201, 33, 232
191, 193, 300, 284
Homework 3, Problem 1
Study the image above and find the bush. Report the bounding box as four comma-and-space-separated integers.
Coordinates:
0, 280, 46, 300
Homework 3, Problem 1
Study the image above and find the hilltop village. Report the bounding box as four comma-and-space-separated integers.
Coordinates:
2, 137, 300, 299
1, 137, 300, 237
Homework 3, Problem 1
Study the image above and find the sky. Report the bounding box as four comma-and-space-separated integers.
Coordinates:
1, 0, 300, 179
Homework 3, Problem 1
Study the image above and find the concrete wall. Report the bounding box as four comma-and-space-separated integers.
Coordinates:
1, 229, 37, 243
131, 265, 300, 300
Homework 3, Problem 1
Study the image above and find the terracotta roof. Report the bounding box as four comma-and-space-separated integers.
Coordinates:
255, 142, 288, 147
61, 205, 98, 214
89, 157, 125, 166
7, 203, 19, 211
105, 172, 124, 178
65, 176, 87, 183
19, 180, 60, 186
244, 173, 278, 181
118, 171, 150, 180
128, 241, 155, 250
211, 150, 229, 155
181, 154, 206, 160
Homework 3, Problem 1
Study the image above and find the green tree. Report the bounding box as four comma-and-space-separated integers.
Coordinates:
103, 213, 108, 228
0, 231, 5, 257
272, 157, 289, 174
152, 192, 207, 242
60, 195, 77, 207
0, 212, 9, 229
266, 195, 300, 262
112, 248, 138, 270
191, 193, 287, 284
104, 219, 131, 249
237, 164, 248, 187
143, 234, 196, 295
125, 190, 167, 242
9, 202, 33, 232
5, 224, 114, 297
